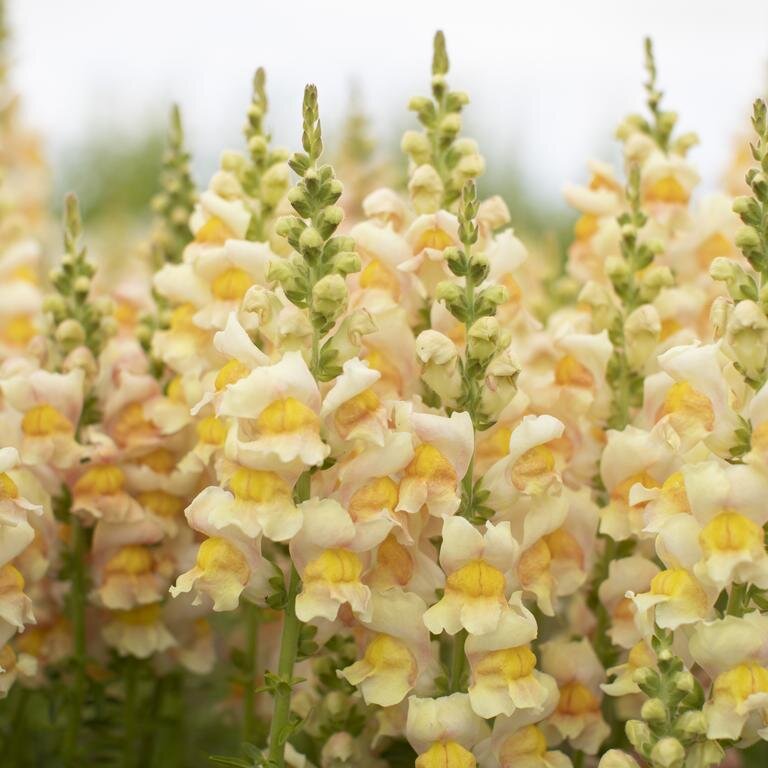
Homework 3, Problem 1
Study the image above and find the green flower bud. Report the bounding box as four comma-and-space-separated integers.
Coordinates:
408, 164, 444, 214
55, 319, 85, 346
330, 251, 361, 276
435, 281, 464, 306
673, 670, 695, 693
439, 113, 462, 135
400, 130, 432, 165
298, 226, 324, 255
73, 276, 91, 295
650, 737, 685, 768
260, 162, 290, 207
640, 697, 667, 722
625, 719, 651, 750
42, 294, 67, 317
467, 316, 501, 363
444, 246, 467, 276
468, 252, 490, 283
735, 224, 761, 251
674, 710, 707, 736
312, 274, 347, 321
317, 205, 344, 239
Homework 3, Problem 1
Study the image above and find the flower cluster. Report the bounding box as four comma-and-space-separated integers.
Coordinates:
0, 12, 767, 768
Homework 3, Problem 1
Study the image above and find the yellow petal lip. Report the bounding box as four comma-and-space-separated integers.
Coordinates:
446, 560, 505, 599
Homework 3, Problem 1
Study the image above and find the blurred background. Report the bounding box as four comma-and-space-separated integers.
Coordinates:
6, 0, 768, 236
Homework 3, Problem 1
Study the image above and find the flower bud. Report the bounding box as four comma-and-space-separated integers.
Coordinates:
673, 670, 695, 693
400, 130, 432, 165
640, 697, 667, 721
709, 295, 732, 340
321, 310, 376, 370
624, 304, 660, 372
416, 330, 461, 405
408, 164, 444, 214
625, 720, 650, 748
735, 224, 760, 251
726, 299, 768, 378
674, 709, 707, 736
605, 255, 630, 282
73, 276, 91, 295
467, 316, 501, 362
260, 162, 290, 207
42, 294, 67, 318
312, 274, 348, 322
55, 318, 85, 346
63, 346, 98, 377
597, 750, 641, 768
650, 737, 685, 768
439, 113, 462, 136
299, 226, 324, 255
480, 351, 520, 421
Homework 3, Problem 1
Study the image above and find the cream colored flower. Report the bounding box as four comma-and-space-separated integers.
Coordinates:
423, 516, 518, 636
540, 638, 610, 755
406, 693, 489, 768
396, 410, 474, 519
102, 602, 176, 659
291, 498, 372, 623
466, 593, 552, 718
340, 587, 436, 706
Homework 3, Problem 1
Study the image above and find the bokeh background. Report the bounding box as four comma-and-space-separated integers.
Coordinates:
6, 0, 768, 238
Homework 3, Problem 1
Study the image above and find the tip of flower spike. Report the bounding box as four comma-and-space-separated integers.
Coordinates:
432, 30, 449, 76
169, 103, 183, 145
301, 84, 323, 162
253, 66, 267, 102
64, 192, 82, 240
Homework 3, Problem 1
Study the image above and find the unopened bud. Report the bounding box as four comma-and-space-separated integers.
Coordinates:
55, 319, 85, 345
409, 164, 444, 215
312, 274, 348, 321
640, 697, 667, 721
400, 130, 432, 165
467, 316, 501, 362
650, 737, 685, 768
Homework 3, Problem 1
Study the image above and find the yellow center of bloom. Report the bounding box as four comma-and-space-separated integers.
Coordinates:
517, 539, 551, 587
650, 568, 703, 599
589, 172, 621, 193
574, 214, 598, 241
557, 681, 600, 715
447, 560, 505, 599
1, 315, 37, 345
11, 265, 38, 283
0, 563, 25, 592
74, 465, 124, 496
415, 741, 476, 768
498, 725, 548, 761
476, 646, 537, 682
105, 545, 154, 576
196, 416, 228, 445
304, 548, 363, 584
476, 427, 512, 466
611, 471, 659, 505
166, 377, 186, 404
135, 449, 176, 474
376, 534, 414, 585
628, 642, 656, 669
751, 421, 768, 456
114, 300, 137, 327
696, 232, 733, 267
137, 490, 185, 518
256, 397, 318, 435
659, 471, 691, 514
359, 259, 400, 298
169, 303, 204, 334
645, 175, 689, 204
229, 467, 291, 503
364, 349, 402, 393
116, 602, 163, 626
349, 477, 399, 521
214, 359, 250, 390
333, 388, 380, 435
660, 317, 682, 341
413, 227, 454, 253
197, 537, 250, 583
112, 402, 156, 446
0, 472, 19, 499
714, 663, 768, 703
510, 445, 555, 492
21, 404, 73, 436
194, 216, 234, 244
657, 381, 715, 433
211, 268, 252, 301
544, 527, 584, 565
404, 444, 457, 484
363, 634, 416, 675
699, 511, 763, 554
555, 355, 594, 387
0, 644, 17, 672
612, 597, 636, 623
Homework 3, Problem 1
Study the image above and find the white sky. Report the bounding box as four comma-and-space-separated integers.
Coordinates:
7, 0, 768, 206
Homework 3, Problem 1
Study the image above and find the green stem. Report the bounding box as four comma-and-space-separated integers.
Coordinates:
124, 660, 138, 768
266, 565, 302, 767
63, 514, 88, 765
266, 471, 309, 767
242, 601, 260, 744
449, 630, 467, 693
727, 582, 748, 616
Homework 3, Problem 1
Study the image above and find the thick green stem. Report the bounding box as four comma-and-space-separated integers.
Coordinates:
124, 660, 138, 768
242, 601, 260, 744
63, 514, 88, 765
266, 471, 309, 767
449, 630, 467, 693
266, 565, 302, 767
